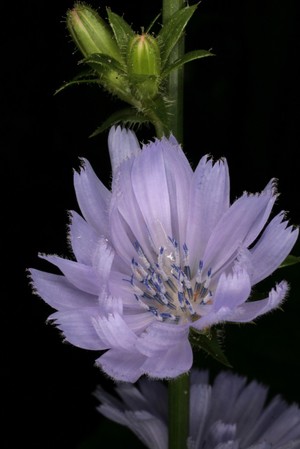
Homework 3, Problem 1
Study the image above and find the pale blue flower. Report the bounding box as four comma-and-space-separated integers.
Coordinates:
95, 369, 300, 449
30, 127, 298, 381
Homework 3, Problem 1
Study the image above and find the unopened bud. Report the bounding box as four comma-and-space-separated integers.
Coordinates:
67, 3, 122, 63
127, 33, 161, 99
127, 33, 161, 76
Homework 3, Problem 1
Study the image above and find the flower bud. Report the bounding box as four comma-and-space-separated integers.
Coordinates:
127, 33, 161, 99
67, 3, 123, 64
127, 33, 161, 76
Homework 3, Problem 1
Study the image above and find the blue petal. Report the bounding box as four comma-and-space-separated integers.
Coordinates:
136, 321, 190, 357
68, 210, 100, 265
29, 269, 97, 310
226, 281, 288, 323
108, 126, 141, 176
186, 155, 230, 272
212, 268, 252, 311
204, 421, 237, 446
250, 212, 299, 285
130, 137, 192, 249
49, 307, 107, 350
110, 156, 155, 264
92, 313, 137, 350
203, 181, 276, 276
39, 254, 101, 295
138, 323, 193, 378
96, 349, 146, 382
74, 158, 111, 236
189, 384, 211, 446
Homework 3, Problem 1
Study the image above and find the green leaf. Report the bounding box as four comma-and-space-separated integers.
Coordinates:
161, 49, 214, 77
106, 8, 135, 56
54, 77, 99, 95
279, 254, 300, 268
89, 107, 150, 137
157, 4, 198, 68
54, 68, 99, 95
145, 12, 161, 34
82, 52, 125, 74
71, 68, 97, 80
189, 327, 232, 368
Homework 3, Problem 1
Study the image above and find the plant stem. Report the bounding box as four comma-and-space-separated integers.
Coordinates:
168, 373, 190, 449
162, 0, 185, 143
163, 2, 189, 445
162, 2, 189, 448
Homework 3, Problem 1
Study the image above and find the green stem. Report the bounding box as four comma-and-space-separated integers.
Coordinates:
163, 2, 189, 448
153, 120, 166, 139
168, 373, 190, 449
162, 0, 185, 143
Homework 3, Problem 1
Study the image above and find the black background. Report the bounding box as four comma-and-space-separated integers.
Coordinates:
3, 0, 300, 447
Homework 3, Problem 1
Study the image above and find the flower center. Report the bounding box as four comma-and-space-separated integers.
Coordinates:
126, 238, 213, 324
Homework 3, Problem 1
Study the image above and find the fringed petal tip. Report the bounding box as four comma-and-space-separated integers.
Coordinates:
227, 280, 289, 324
108, 125, 141, 175
96, 349, 145, 383
142, 134, 182, 153
253, 177, 278, 197
73, 156, 89, 175
26, 267, 40, 296
269, 279, 290, 308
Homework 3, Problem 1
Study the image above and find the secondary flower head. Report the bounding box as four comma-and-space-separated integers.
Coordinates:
30, 127, 298, 382
95, 369, 300, 449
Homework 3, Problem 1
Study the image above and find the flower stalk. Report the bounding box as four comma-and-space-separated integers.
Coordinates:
163, 1, 189, 448
168, 373, 190, 449
162, 0, 185, 143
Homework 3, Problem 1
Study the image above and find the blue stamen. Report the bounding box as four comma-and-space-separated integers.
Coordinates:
128, 241, 214, 323
160, 312, 177, 321
184, 265, 191, 280
168, 236, 178, 248
178, 291, 185, 307
122, 274, 134, 285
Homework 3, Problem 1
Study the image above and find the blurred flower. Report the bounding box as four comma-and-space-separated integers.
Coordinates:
95, 369, 300, 449
30, 127, 298, 382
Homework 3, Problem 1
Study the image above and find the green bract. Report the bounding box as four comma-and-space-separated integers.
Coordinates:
59, 2, 214, 136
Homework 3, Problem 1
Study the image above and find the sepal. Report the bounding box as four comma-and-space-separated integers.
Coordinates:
162, 49, 214, 77
106, 8, 135, 56
54, 70, 99, 95
89, 107, 150, 137
189, 327, 232, 368
279, 254, 300, 268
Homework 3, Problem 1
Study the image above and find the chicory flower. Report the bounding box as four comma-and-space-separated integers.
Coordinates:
30, 127, 298, 381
